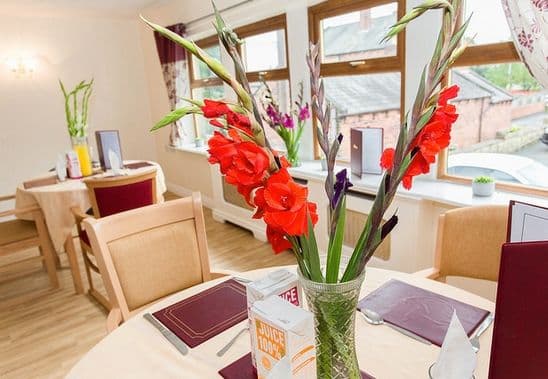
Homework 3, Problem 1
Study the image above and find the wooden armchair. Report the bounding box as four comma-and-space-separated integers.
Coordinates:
415, 205, 508, 283
71, 170, 157, 309
83, 193, 219, 333
0, 194, 58, 304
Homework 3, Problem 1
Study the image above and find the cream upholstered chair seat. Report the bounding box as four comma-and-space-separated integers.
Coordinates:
415, 205, 508, 301
83, 193, 222, 332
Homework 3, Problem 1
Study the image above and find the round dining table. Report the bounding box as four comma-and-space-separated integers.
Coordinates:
66, 266, 495, 379
15, 161, 167, 253
15, 161, 167, 294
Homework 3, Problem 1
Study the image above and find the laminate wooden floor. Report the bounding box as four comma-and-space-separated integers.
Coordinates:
0, 195, 295, 379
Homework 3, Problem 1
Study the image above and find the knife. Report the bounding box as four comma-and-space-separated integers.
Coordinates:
143, 313, 189, 355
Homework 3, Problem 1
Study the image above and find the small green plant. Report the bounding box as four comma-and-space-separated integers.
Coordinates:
59, 79, 94, 137
473, 175, 494, 184
508, 126, 521, 133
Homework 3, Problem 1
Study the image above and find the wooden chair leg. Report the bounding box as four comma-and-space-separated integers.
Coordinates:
64, 236, 84, 294
35, 214, 59, 289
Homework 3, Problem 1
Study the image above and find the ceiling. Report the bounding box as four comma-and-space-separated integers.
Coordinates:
0, 0, 171, 16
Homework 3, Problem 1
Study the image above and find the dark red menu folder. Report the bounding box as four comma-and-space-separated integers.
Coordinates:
357, 279, 490, 346
488, 241, 548, 379
219, 353, 375, 379
153, 279, 247, 348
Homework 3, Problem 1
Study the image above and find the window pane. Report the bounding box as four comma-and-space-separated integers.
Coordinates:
192, 85, 225, 138
321, 3, 397, 63
464, 0, 511, 45
242, 30, 287, 72
447, 64, 548, 189
192, 45, 221, 80
323, 72, 401, 162
250, 80, 290, 152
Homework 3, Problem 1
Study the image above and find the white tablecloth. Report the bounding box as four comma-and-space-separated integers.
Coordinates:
66, 267, 495, 379
15, 161, 166, 251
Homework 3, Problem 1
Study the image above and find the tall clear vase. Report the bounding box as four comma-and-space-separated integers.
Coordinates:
299, 270, 365, 379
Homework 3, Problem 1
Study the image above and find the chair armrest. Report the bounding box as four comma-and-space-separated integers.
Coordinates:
71, 206, 91, 223
413, 267, 440, 280
0, 194, 15, 202
0, 205, 40, 218
106, 308, 123, 334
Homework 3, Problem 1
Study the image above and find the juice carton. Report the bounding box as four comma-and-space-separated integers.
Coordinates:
250, 296, 316, 379
246, 269, 302, 367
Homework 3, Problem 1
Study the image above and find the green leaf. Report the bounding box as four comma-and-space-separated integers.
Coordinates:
150, 106, 201, 131
325, 197, 346, 283
305, 214, 324, 282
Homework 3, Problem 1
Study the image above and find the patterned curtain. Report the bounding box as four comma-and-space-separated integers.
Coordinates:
502, 0, 548, 88
154, 23, 189, 146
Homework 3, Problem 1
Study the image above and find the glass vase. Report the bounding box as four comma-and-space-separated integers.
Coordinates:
71, 136, 93, 177
299, 269, 365, 379
286, 142, 301, 167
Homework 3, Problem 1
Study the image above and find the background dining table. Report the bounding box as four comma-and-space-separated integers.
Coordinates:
66, 266, 495, 379
14, 161, 167, 292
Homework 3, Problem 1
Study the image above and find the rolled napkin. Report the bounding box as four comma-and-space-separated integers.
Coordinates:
430, 311, 477, 379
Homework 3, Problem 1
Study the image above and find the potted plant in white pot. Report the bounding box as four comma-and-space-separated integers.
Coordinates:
472, 176, 495, 197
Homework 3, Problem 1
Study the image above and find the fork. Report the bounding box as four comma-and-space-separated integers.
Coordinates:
470, 314, 494, 353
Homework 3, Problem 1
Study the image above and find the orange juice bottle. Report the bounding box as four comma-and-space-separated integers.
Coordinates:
71, 137, 93, 176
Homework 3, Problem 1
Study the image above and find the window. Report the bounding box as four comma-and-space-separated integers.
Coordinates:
439, 0, 548, 194
236, 14, 291, 153
188, 36, 226, 139
308, 0, 405, 161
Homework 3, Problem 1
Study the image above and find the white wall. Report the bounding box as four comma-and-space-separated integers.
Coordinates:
0, 12, 155, 195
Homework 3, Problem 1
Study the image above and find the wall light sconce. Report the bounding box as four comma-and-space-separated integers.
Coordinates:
5, 56, 38, 78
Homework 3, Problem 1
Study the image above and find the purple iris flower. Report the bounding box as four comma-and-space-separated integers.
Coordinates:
282, 113, 294, 129
332, 168, 353, 208
298, 103, 310, 121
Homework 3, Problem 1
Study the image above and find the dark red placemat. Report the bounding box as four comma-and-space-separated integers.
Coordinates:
153, 279, 247, 348
219, 353, 374, 379
357, 279, 490, 347
124, 161, 154, 170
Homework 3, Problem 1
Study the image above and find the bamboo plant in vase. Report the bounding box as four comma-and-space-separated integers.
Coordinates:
143, 0, 468, 377
59, 79, 94, 176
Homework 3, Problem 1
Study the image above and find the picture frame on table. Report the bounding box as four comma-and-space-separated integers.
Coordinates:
95, 130, 123, 171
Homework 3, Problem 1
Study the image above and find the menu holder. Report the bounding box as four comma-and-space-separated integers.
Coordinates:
124, 161, 154, 170
23, 175, 58, 189
153, 279, 247, 348
219, 353, 375, 379
357, 279, 490, 347
488, 241, 548, 378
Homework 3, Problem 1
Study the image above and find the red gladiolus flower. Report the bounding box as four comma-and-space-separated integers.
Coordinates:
379, 85, 460, 189
257, 168, 318, 236
226, 110, 253, 136
380, 148, 395, 170
202, 99, 230, 118
266, 225, 292, 254
207, 130, 241, 174
224, 141, 270, 204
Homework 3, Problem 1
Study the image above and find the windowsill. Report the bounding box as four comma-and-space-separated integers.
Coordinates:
289, 161, 548, 208
166, 144, 209, 157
